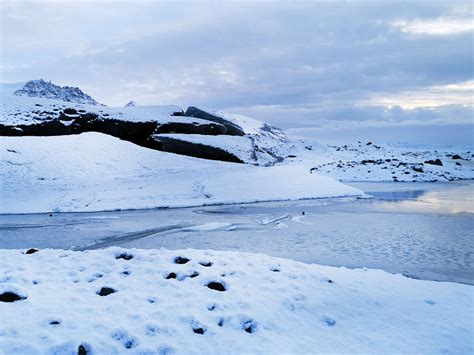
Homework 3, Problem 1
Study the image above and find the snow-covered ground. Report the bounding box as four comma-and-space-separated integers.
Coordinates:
0, 248, 472, 354
1, 132, 363, 214
286, 141, 474, 182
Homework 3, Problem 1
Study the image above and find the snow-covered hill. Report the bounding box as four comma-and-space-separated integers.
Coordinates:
0, 247, 471, 354
1, 132, 362, 214
1, 82, 288, 166
13, 79, 103, 106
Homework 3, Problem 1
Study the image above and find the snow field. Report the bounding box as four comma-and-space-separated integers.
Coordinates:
0, 248, 472, 354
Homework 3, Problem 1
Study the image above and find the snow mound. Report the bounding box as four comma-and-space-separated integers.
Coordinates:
0, 248, 471, 353
1, 132, 363, 214
13, 79, 103, 106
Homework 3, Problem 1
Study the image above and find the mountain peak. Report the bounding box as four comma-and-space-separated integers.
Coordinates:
13, 79, 104, 106
125, 100, 137, 107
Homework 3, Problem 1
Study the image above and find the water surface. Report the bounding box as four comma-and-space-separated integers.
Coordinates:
1, 182, 472, 284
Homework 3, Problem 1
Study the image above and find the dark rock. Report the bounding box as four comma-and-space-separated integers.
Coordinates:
366, 142, 372, 145
153, 136, 244, 164
452, 154, 462, 160
199, 261, 213, 267
155, 121, 227, 135
206, 281, 226, 292
287, 155, 297, 158
63, 108, 77, 115
49, 320, 61, 325
174, 256, 190, 264
456, 162, 462, 166
184, 106, 245, 136
25, 248, 39, 254
243, 320, 257, 333
193, 327, 205, 335
97, 287, 116, 296
165, 272, 177, 279
116, 253, 133, 261
424, 159, 443, 166
188, 271, 199, 278
0, 291, 26, 302
78, 344, 88, 355
412, 165, 424, 173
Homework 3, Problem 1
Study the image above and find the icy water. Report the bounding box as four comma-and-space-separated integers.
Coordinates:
1, 182, 473, 284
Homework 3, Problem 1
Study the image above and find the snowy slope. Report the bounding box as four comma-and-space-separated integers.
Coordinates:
0, 248, 472, 354
0, 132, 363, 214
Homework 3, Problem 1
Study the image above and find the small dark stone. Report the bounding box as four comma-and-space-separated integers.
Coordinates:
199, 261, 213, 267
188, 271, 199, 278
174, 256, 190, 264
121, 270, 131, 276
116, 253, 133, 260
366, 142, 372, 145
63, 108, 77, 115
97, 287, 116, 296
424, 159, 443, 166
413, 166, 424, 173
270, 267, 280, 272
287, 155, 297, 158
243, 320, 257, 333
301, 211, 305, 215
166, 272, 177, 279
452, 154, 462, 160
193, 327, 205, 334
49, 213, 53, 217
25, 248, 39, 254
324, 317, 336, 326
0, 292, 26, 302
78, 344, 88, 355
49, 320, 61, 325
456, 162, 462, 166
218, 318, 224, 327
206, 281, 226, 292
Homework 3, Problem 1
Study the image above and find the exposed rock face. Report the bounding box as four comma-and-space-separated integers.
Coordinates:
153, 136, 243, 163
14, 79, 103, 106
185, 106, 246, 136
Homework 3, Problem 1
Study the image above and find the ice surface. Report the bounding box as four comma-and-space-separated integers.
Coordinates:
1, 182, 472, 284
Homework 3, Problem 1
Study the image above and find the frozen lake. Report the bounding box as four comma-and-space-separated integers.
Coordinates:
1, 182, 472, 284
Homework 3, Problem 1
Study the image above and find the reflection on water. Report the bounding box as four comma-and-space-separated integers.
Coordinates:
377, 184, 474, 214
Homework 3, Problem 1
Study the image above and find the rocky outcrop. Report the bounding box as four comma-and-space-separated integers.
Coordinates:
14, 80, 103, 106
1, 91, 288, 165
185, 106, 246, 136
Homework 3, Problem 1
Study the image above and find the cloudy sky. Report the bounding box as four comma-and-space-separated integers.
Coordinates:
1, 0, 473, 145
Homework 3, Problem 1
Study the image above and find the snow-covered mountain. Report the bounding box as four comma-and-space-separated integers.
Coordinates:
125, 100, 137, 107
13, 79, 103, 106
